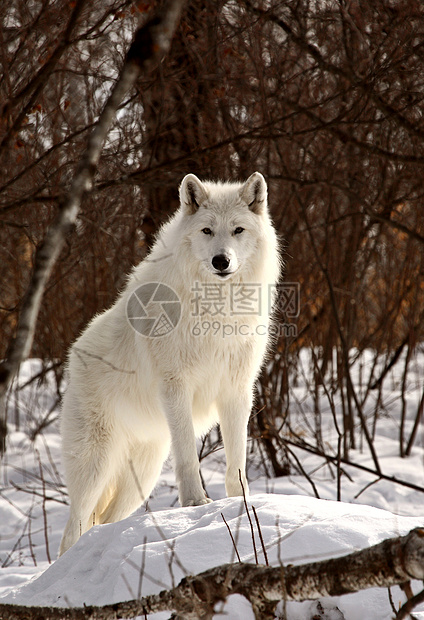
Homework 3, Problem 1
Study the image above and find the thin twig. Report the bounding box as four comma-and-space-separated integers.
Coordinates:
284, 436, 424, 494
36, 449, 51, 563
221, 512, 241, 563
138, 536, 147, 600
252, 505, 269, 566
238, 469, 258, 565
73, 346, 136, 375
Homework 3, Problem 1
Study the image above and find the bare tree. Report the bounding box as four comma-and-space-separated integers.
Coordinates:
0, 0, 186, 453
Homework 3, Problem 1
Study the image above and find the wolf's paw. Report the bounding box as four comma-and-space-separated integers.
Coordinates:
183, 497, 213, 507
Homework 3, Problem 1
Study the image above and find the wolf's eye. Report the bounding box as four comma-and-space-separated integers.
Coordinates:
202, 227, 212, 235
234, 226, 244, 235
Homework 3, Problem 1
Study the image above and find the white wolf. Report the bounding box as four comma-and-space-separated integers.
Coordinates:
59, 172, 280, 556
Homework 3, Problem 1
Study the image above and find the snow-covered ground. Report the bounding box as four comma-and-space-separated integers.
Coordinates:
0, 353, 423, 619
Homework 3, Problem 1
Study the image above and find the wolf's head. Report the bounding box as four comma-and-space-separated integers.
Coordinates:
179, 172, 270, 281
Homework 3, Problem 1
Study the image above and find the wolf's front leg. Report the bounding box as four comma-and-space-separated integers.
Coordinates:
218, 393, 252, 497
161, 383, 211, 506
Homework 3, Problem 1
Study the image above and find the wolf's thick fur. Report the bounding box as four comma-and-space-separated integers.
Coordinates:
59, 172, 280, 555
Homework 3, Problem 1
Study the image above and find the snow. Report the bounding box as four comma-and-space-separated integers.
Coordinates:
2, 495, 423, 619
1, 355, 424, 619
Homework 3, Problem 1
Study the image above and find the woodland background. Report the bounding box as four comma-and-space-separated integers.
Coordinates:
2, 0, 424, 469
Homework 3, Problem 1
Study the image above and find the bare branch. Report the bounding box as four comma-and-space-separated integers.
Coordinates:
396, 587, 424, 620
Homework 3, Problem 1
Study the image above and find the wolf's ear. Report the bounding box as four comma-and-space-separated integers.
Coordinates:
180, 174, 208, 215
240, 172, 267, 215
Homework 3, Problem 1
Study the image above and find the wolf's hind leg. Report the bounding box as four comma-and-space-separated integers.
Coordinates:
59, 433, 121, 556
99, 439, 170, 524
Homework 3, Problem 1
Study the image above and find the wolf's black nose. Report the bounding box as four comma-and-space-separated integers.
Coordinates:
212, 254, 230, 272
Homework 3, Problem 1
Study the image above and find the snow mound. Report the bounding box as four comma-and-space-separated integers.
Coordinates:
2, 494, 423, 620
